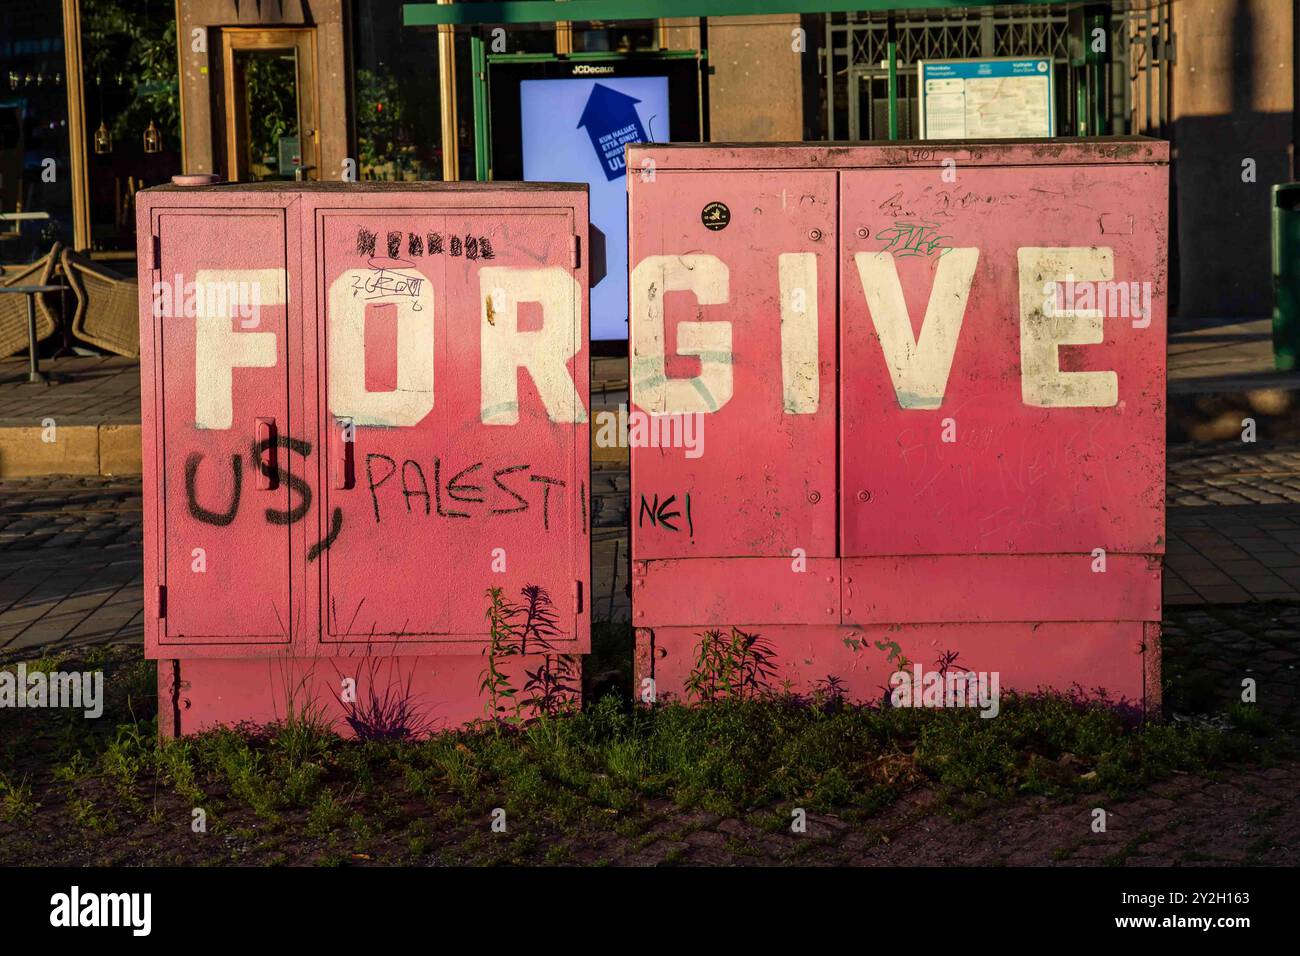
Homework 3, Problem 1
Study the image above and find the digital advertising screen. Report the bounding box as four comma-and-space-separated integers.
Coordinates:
521, 76, 669, 341
489, 57, 702, 341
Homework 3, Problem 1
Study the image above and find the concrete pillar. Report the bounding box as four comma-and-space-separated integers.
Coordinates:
706, 15, 804, 141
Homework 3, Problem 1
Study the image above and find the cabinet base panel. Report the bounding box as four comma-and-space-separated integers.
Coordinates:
634, 622, 1160, 716
158, 654, 582, 738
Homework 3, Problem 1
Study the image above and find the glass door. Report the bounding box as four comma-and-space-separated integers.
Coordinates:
221, 29, 318, 182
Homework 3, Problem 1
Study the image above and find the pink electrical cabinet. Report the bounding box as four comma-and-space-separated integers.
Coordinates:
628, 140, 1168, 712
137, 181, 591, 736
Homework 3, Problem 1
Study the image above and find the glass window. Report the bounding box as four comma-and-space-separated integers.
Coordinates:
81, 0, 181, 252
352, 0, 445, 181
0, 0, 72, 263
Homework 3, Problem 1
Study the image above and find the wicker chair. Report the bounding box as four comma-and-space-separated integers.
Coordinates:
62, 248, 140, 357
0, 242, 62, 358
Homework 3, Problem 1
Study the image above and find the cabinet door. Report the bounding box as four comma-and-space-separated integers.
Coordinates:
839, 165, 1167, 557
149, 209, 294, 645
629, 170, 838, 559
316, 208, 589, 649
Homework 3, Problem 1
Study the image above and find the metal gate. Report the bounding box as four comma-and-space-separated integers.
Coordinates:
822, 2, 1173, 141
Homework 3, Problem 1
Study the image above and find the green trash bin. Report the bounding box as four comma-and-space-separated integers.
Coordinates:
1272, 183, 1300, 371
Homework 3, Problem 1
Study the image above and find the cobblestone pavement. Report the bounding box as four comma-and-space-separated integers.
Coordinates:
592, 462, 630, 622
2, 442, 1299, 657
0, 477, 142, 658
1166, 444, 1300, 604
1168, 315, 1299, 393
1163, 603, 1300, 729
0, 355, 139, 426
580, 758, 1300, 866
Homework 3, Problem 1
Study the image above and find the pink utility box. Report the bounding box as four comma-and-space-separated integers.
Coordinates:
136, 181, 591, 736
628, 139, 1168, 712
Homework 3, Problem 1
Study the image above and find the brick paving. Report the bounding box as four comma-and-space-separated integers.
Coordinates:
1162, 603, 1300, 729
581, 758, 1300, 866
1168, 316, 1298, 393
0, 477, 142, 658
591, 355, 632, 623
1165, 443, 1300, 604
0, 355, 139, 426
591, 462, 631, 622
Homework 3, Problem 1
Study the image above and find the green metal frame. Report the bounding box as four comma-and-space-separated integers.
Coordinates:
473, 49, 704, 181
487, 50, 703, 63
886, 15, 898, 140
404, 0, 1048, 25
405, 0, 1069, 162
472, 36, 489, 180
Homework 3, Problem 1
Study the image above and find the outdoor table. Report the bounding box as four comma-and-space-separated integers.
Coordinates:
0, 283, 63, 385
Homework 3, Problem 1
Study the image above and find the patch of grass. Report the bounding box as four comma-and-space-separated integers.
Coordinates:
1162, 665, 1223, 715
52, 751, 94, 785
306, 789, 351, 837
1226, 700, 1271, 736
0, 773, 38, 823
3, 674, 1279, 865
156, 739, 204, 804
10, 650, 67, 675
306, 690, 1267, 823
543, 842, 575, 865
67, 794, 113, 832
195, 728, 281, 820
405, 819, 433, 858
101, 717, 155, 790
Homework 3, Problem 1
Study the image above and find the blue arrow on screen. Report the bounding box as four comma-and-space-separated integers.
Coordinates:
577, 83, 649, 182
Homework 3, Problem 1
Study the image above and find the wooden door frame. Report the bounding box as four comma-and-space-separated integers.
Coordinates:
220, 27, 319, 182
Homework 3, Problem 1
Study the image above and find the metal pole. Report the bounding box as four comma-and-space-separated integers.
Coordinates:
438, 0, 460, 181
26, 294, 45, 384
556, 0, 573, 54
1144, 16, 1152, 134
472, 35, 489, 180
824, 14, 835, 141
1076, 72, 1086, 134
886, 14, 898, 140
62, 0, 90, 250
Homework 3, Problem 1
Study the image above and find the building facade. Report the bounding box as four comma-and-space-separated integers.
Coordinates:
1, 0, 1290, 319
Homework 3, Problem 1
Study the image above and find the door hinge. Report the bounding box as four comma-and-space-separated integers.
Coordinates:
157, 584, 167, 618
148, 234, 161, 271
572, 234, 581, 269
576, 580, 584, 615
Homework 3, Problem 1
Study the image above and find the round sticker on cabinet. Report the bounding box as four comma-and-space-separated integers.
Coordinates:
701, 202, 730, 231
